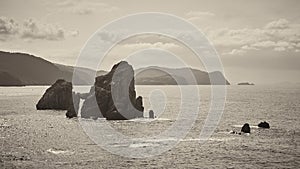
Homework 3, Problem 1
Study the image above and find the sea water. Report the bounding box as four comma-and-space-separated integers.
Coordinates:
0, 85, 299, 168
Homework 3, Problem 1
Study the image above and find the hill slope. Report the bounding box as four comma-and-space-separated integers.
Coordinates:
135, 66, 230, 85
0, 51, 96, 85
0, 51, 230, 86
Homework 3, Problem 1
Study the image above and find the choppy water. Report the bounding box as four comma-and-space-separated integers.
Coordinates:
0, 85, 299, 168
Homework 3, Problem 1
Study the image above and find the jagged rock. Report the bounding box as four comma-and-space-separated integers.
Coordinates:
81, 61, 144, 120
36, 79, 79, 118
135, 96, 144, 112
241, 123, 251, 133
36, 79, 73, 110
258, 121, 270, 128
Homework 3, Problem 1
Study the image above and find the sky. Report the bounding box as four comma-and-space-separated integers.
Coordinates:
0, 0, 300, 84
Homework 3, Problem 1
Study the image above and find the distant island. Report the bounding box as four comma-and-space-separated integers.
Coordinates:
135, 66, 230, 85
0, 51, 230, 86
237, 82, 255, 85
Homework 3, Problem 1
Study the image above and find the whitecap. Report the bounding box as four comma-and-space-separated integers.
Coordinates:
231, 124, 259, 129
46, 148, 74, 155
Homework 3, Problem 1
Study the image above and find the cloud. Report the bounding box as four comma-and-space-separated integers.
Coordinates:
265, 19, 289, 29
241, 45, 259, 50
186, 11, 215, 24
21, 19, 65, 40
0, 17, 19, 35
274, 46, 286, 51
72, 7, 94, 15
0, 16, 78, 41
207, 18, 300, 54
186, 11, 215, 17
69, 30, 79, 37
223, 49, 246, 55
52, 0, 119, 15
122, 42, 179, 50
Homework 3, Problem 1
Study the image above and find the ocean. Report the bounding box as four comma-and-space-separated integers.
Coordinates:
0, 85, 299, 168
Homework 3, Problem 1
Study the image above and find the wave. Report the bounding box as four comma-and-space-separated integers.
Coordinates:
127, 117, 173, 122
46, 148, 74, 155
231, 124, 259, 129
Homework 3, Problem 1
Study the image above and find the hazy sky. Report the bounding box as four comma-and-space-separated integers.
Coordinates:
1, 0, 300, 84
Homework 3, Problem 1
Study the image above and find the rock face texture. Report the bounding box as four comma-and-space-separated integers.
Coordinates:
258, 121, 270, 128
81, 61, 144, 120
241, 123, 251, 133
36, 79, 79, 118
36, 79, 73, 110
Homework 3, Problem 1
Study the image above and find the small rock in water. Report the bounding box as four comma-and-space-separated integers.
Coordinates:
229, 130, 237, 134
149, 110, 155, 119
241, 123, 250, 133
258, 121, 270, 128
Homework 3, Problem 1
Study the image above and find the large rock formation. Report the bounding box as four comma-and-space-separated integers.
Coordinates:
81, 61, 144, 120
36, 79, 79, 118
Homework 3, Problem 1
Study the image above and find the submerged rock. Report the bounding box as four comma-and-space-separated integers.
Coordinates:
237, 82, 254, 85
81, 61, 144, 120
241, 123, 250, 133
258, 121, 270, 128
36, 79, 79, 118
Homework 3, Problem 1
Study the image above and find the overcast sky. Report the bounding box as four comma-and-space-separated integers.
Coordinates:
1, 0, 300, 84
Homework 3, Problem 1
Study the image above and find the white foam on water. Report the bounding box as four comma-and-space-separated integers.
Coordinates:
129, 142, 161, 148
46, 148, 74, 155
110, 137, 237, 148
127, 117, 173, 123
180, 137, 237, 142
155, 118, 173, 121
231, 124, 259, 129
77, 99, 84, 117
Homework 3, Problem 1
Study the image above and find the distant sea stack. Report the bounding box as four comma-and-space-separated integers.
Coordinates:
238, 82, 254, 85
81, 61, 144, 120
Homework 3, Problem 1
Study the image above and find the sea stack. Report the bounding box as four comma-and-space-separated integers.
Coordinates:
149, 110, 154, 119
36, 79, 80, 118
81, 61, 144, 120
258, 121, 270, 128
241, 123, 251, 133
